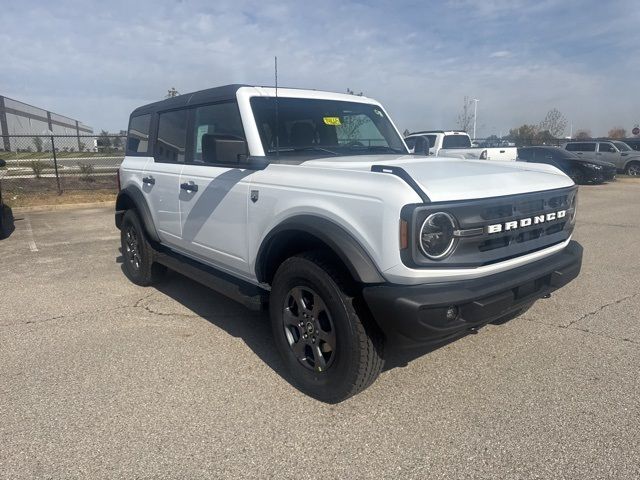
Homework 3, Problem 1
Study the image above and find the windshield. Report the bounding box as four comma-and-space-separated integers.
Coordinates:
442, 134, 472, 149
250, 97, 407, 157
614, 141, 631, 151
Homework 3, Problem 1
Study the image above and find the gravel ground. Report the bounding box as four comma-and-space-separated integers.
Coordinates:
1, 179, 639, 479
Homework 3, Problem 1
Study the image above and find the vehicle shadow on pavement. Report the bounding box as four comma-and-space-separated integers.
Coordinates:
148, 270, 290, 379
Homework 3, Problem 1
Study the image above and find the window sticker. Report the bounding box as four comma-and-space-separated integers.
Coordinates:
323, 117, 342, 126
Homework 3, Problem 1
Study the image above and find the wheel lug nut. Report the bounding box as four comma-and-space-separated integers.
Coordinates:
303, 334, 308, 339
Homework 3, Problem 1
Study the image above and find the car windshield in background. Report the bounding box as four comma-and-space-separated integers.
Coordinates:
250, 97, 406, 157
613, 141, 631, 151
442, 134, 472, 149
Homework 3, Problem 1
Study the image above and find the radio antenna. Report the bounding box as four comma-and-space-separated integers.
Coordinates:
275, 56, 280, 160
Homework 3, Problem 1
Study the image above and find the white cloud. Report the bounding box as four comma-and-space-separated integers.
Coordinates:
1, 0, 639, 137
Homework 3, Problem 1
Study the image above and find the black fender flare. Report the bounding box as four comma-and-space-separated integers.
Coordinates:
114, 186, 160, 243
255, 215, 385, 284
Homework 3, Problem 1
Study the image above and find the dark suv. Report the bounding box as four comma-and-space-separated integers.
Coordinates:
0, 158, 14, 239
518, 146, 616, 184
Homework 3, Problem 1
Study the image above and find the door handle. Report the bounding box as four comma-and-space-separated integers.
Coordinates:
180, 181, 198, 192
142, 176, 155, 185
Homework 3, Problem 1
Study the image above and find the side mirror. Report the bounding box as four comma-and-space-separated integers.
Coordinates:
0, 159, 6, 168
413, 136, 430, 156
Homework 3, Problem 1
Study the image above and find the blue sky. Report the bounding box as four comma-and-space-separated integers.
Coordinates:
1, 0, 638, 136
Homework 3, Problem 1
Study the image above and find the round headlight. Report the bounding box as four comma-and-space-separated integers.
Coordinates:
419, 212, 457, 260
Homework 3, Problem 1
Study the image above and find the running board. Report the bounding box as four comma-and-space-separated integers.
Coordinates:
152, 248, 267, 311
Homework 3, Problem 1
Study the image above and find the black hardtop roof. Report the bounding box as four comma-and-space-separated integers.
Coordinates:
130, 84, 250, 117
407, 130, 467, 136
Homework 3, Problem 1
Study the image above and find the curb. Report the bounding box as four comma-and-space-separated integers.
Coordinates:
12, 201, 116, 213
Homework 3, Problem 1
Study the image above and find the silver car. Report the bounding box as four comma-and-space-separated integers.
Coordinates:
562, 140, 640, 175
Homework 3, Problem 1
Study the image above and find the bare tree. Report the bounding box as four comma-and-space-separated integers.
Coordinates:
456, 96, 474, 132
166, 87, 180, 98
575, 129, 591, 140
607, 127, 626, 139
32, 137, 43, 152
539, 108, 568, 139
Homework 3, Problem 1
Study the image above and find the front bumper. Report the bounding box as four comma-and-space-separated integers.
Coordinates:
363, 241, 583, 347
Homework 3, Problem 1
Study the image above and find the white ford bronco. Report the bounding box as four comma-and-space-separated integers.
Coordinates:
116, 85, 582, 402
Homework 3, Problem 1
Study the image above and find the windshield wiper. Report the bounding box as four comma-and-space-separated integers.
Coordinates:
366, 145, 405, 154
293, 146, 338, 156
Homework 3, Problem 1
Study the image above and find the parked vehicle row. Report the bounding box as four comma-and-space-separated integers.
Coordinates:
562, 140, 640, 176
404, 131, 518, 161
517, 146, 616, 184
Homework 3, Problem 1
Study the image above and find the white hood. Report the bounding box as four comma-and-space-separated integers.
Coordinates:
303, 155, 574, 202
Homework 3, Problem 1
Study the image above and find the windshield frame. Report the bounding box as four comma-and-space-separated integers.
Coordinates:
613, 141, 631, 151
241, 91, 409, 160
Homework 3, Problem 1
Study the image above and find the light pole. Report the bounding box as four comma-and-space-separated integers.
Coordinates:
472, 98, 479, 140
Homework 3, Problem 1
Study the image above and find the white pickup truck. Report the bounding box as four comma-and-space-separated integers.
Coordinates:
405, 130, 518, 161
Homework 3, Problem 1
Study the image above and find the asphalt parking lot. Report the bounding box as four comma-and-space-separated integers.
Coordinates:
1, 179, 639, 479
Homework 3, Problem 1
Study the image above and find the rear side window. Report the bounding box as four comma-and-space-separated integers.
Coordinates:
155, 110, 188, 163
442, 134, 471, 149
192, 102, 246, 164
566, 142, 595, 152
126, 114, 151, 154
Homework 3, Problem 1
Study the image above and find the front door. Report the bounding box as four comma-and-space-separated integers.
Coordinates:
597, 142, 622, 169
177, 102, 252, 278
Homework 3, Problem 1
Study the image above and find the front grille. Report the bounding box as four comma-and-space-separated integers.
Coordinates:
404, 186, 577, 268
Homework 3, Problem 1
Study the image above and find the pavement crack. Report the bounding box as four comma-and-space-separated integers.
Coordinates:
562, 292, 640, 329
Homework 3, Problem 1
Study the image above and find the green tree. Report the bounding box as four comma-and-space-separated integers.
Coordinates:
506, 124, 538, 146
97, 130, 112, 152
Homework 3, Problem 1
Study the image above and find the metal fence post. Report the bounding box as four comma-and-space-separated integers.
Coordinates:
51, 135, 61, 194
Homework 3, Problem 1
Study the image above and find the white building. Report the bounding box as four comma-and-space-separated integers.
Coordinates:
0, 95, 94, 152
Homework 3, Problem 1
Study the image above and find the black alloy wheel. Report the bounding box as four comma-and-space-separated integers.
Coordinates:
282, 286, 337, 372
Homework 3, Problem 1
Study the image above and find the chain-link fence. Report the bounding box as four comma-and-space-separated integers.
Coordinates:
0, 134, 125, 195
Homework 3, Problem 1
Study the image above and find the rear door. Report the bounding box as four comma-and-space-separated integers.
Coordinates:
142, 109, 188, 245
596, 142, 622, 169
566, 142, 596, 160
177, 101, 252, 277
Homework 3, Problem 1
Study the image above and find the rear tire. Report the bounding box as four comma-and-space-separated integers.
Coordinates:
625, 161, 640, 176
269, 251, 384, 403
120, 209, 166, 286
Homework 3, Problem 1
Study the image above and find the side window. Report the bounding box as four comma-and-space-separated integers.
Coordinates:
426, 135, 437, 149
583, 143, 596, 152
517, 149, 532, 161
598, 143, 615, 153
126, 114, 151, 154
155, 110, 188, 163
192, 102, 246, 164
565, 143, 578, 151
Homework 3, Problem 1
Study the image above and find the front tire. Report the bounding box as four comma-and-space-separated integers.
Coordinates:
269, 252, 384, 403
625, 161, 640, 176
568, 167, 584, 184
120, 210, 166, 286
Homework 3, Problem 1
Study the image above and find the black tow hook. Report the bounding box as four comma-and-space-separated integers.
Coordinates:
542, 293, 552, 299
468, 327, 480, 334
